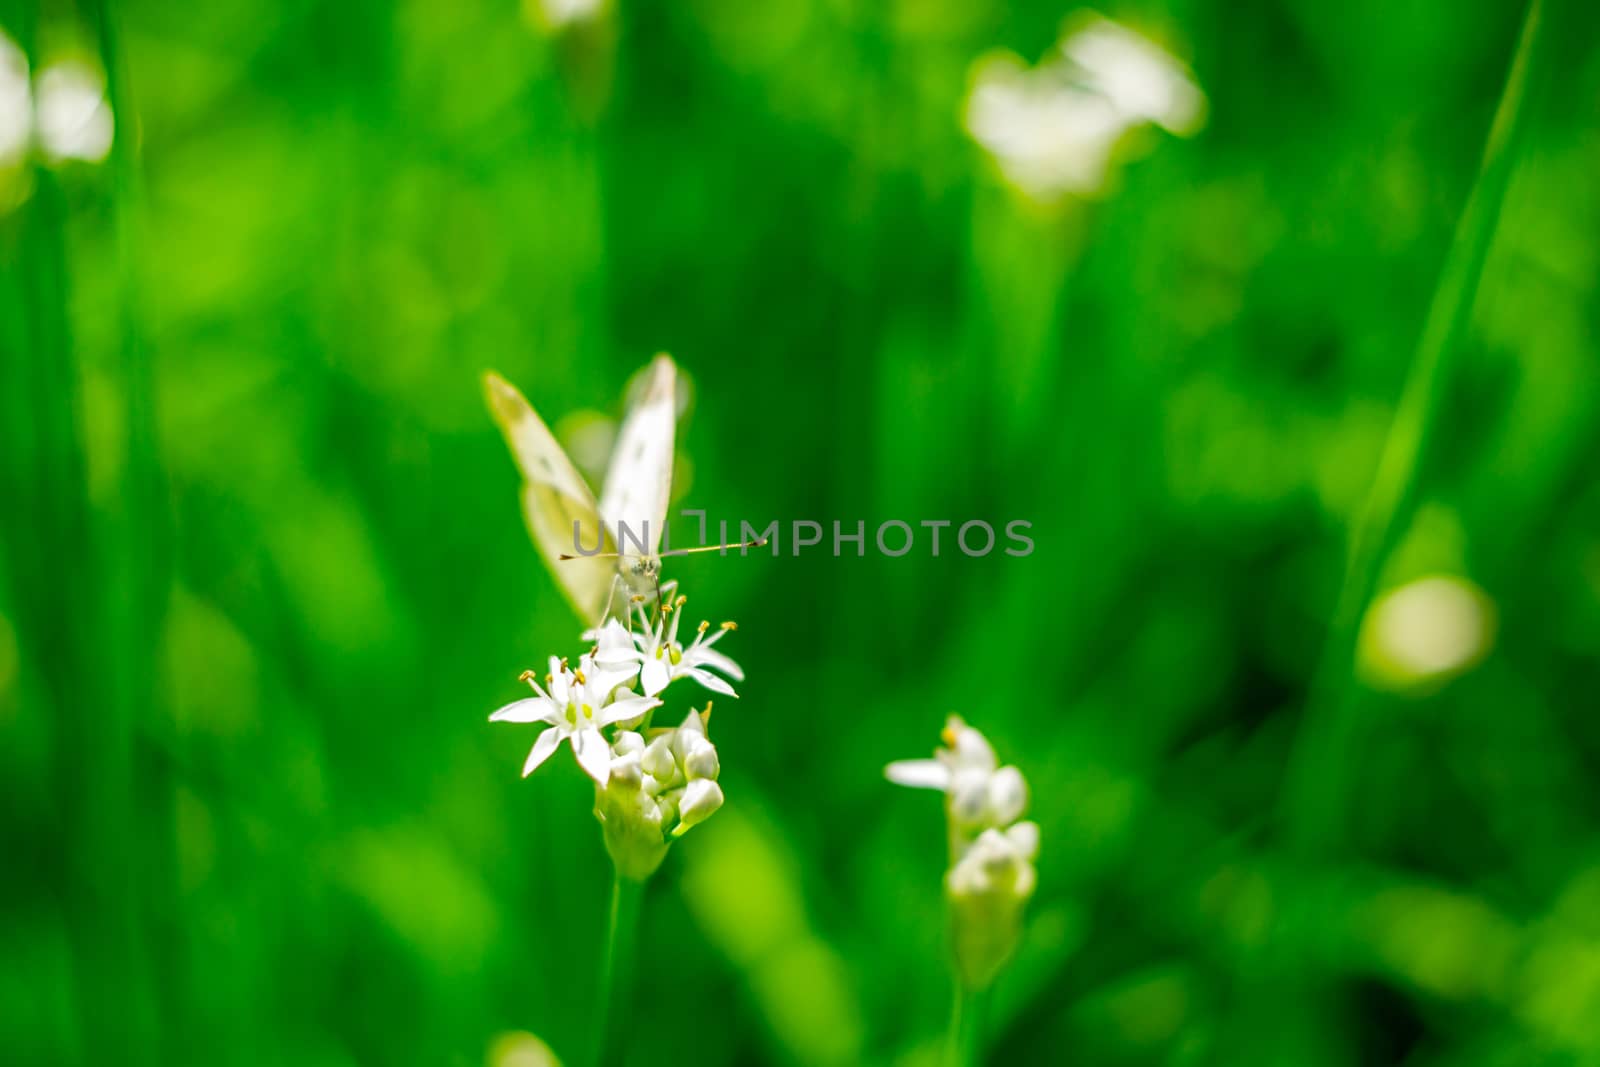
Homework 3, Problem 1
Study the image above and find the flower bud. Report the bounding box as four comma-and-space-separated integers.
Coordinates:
671, 707, 710, 761
672, 778, 724, 836
987, 766, 1028, 826
682, 735, 720, 781
1004, 819, 1039, 861
642, 734, 678, 782
946, 826, 1038, 990
609, 749, 643, 789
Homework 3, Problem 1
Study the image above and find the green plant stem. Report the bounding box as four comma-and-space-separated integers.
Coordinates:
596, 871, 645, 1067
947, 982, 988, 1067
1282, 0, 1551, 855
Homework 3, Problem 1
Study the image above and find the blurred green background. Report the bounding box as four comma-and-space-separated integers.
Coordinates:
4, 0, 1600, 1064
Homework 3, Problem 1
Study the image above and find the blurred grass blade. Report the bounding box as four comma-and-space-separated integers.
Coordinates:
1258, 3, 1557, 1064
1284, 0, 1553, 853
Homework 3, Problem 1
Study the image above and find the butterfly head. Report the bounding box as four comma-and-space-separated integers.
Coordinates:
626, 553, 661, 582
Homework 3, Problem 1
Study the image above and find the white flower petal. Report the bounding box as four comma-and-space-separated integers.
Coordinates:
684, 668, 737, 698
521, 728, 563, 777
885, 759, 951, 790
693, 647, 744, 682
571, 728, 611, 786
640, 657, 671, 697
489, 697, 558, 724
598, 695, 660, 727
548, 663, 570, 704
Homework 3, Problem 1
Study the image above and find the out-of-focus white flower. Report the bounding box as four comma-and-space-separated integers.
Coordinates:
0, 33, 29, 165
966, 52, 1126, 200
964, 11, 1204, 202
1060, 14, 1204, 135
487, 1030, 561, 1067
490, 655, 660, 785
35, 61, 112, 163
1361, 574, 1496, 691
886, 714, 1030, 838
631, 596, 743, 699
525, 0, 607, 33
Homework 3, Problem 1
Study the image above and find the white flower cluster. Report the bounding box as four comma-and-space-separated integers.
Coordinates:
491, 595, 741, 880
887, 715, 1040, 990
598, 707, 722, 879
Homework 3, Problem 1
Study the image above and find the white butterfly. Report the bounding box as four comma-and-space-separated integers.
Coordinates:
485, 355, 679, 624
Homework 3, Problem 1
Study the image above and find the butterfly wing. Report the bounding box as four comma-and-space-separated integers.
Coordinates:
484, 371, 615, 621
598, 354, 677, 559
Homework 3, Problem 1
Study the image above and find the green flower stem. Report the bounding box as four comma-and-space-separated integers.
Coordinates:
596, 870, 645, 1067
947, 982, 988, 1067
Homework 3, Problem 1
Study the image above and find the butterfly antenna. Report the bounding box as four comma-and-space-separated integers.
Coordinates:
660, 538, 769, 557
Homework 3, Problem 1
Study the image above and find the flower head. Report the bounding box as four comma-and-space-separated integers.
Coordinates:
886, 714, 1029, 840
490, 654, 660, 786
490, 582, 742, 883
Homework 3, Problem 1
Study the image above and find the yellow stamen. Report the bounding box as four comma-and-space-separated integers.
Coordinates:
720, 621, 737, 631
573, 668, 587, 685
697, 620, 710, 635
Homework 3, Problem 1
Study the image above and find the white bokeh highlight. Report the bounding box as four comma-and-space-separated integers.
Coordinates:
36, 62, 113, 163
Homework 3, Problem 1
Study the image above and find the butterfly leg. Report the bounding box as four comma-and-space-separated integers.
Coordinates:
597, 572, 629, 631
